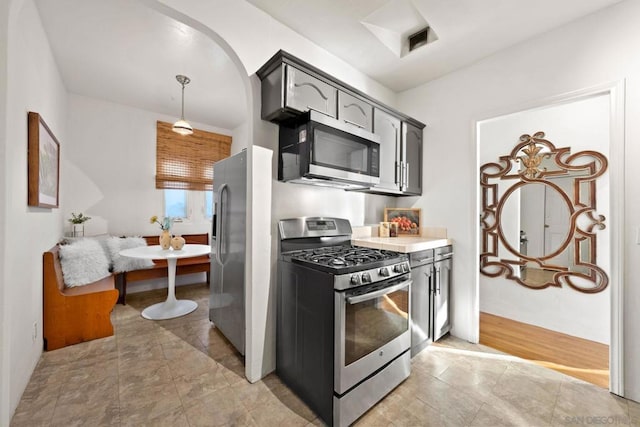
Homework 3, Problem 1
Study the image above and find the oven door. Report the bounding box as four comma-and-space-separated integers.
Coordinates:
334, 275, 411, 395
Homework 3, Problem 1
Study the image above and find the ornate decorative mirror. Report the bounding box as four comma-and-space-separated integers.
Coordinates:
480, 131, 609, 293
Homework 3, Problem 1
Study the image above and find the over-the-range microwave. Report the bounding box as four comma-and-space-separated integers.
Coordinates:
278, 110, 381, 190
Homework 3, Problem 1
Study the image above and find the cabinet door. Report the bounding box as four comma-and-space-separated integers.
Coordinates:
285, 65, 337, 118
373, 109, 401, 192
410, 263, 433, 357
338, 91, 373, 131
401, 122, 422, 195
432, 258, 451, 341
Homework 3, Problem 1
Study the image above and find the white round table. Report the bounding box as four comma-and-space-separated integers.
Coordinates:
119, 244, 211, 320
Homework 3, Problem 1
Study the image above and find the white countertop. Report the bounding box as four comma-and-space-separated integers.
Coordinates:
352, 236, 452, 253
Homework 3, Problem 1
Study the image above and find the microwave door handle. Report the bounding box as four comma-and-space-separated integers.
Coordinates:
346, 279, 412, 305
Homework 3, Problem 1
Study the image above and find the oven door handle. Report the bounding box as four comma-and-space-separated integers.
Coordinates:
346, 279, 412, 305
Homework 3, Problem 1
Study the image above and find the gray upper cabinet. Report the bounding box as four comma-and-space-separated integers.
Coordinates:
372, 108, 401, 193
371, 109, 423, 196
259, 62, 337, 122
256, 50, 424, 196
402, 122, 422, 195
286, 65, 337, 118
338, 91, 373, 131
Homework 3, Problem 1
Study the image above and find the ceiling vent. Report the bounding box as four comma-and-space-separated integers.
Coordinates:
409, 27, 430, 52
361, 0, 438, 58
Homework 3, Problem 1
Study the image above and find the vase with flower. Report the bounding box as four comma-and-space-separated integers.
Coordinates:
150, 215, 173, 249
68, 212, 91, 237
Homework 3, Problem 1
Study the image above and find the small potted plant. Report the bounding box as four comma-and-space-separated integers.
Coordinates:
68, 212, 91, 237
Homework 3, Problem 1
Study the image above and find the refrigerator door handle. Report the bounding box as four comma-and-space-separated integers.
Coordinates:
215, 183, 228, 266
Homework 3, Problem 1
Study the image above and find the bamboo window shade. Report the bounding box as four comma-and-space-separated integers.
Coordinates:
156, 121, 231, 191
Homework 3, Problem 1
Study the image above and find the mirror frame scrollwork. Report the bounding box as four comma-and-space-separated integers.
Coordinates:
480, 131, 609, 293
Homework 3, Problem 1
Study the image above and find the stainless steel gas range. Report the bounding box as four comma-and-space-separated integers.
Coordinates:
277, 217, 411, 427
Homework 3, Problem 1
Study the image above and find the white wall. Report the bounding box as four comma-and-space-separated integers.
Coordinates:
398, 0, 640, 401
231, 120, 249, 156
0, 1, 9, 422
478, 94, 611, 344
1, 0, 68, 423
65, 94, 232, 237
0, 2, 9, 425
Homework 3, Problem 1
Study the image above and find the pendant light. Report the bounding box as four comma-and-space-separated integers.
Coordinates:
172, 74, 193, 136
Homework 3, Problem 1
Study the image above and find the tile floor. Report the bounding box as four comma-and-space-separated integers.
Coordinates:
11, 283, 640, 426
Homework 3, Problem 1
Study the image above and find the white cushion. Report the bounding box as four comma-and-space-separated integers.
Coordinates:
107, 237, 154, 272
59, 239, 111, 287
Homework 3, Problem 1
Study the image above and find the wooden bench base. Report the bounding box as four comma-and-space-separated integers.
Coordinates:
43, 246, 119, 351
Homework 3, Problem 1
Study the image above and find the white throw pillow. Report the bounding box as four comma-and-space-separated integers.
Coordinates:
107, 237, 155, 272
59, 239, 111, 287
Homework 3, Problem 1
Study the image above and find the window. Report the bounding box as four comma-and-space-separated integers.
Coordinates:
205, 191, 213, 219
156, 121, 229, 222
163, 190, 214, 222
155, 120, 231, 191
164, 189, 188, 219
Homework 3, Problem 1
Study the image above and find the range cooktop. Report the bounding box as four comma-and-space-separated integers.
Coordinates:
284, 244, 407, 275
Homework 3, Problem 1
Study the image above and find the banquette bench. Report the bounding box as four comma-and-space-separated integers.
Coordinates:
43, 245, 119, 351
116, 233, 211, 304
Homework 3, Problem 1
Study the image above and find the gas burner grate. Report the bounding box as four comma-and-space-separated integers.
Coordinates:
289, 245, 402, 270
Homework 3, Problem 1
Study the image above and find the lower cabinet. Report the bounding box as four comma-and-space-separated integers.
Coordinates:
433, 246, 452, 341
410, 251, 434, 357
410, 245, 452, 357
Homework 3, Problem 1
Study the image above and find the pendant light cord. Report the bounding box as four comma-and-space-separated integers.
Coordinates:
181, 82, 185, 120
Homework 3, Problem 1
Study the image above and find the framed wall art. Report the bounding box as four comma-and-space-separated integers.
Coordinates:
28, 111, 60, 208
384, 208, 421, 235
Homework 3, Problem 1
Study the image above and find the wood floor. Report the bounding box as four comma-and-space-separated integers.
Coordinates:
479, 312, 609, 388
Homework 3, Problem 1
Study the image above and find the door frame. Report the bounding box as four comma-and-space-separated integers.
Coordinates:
471, 80, 625, 395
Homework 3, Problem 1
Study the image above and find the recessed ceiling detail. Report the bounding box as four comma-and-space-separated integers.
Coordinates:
360, 0, 438, 58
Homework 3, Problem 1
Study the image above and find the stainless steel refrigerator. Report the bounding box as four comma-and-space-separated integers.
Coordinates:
210, 150, 247, 355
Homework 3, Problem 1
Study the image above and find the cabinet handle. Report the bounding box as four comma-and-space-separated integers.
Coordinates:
395, 162, 401, 185
295, 82, 329, 101
405, 163, 410, 189
343, 119, 365, 129
400, 163, 405, 188
343, 102, 367, 116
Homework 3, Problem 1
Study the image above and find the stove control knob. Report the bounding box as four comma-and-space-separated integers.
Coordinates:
350, 274, 361, 286
393, 264, 403, 273
361, 272, 372, 283
379, 267, 390, 277
402, 263, 409, 273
